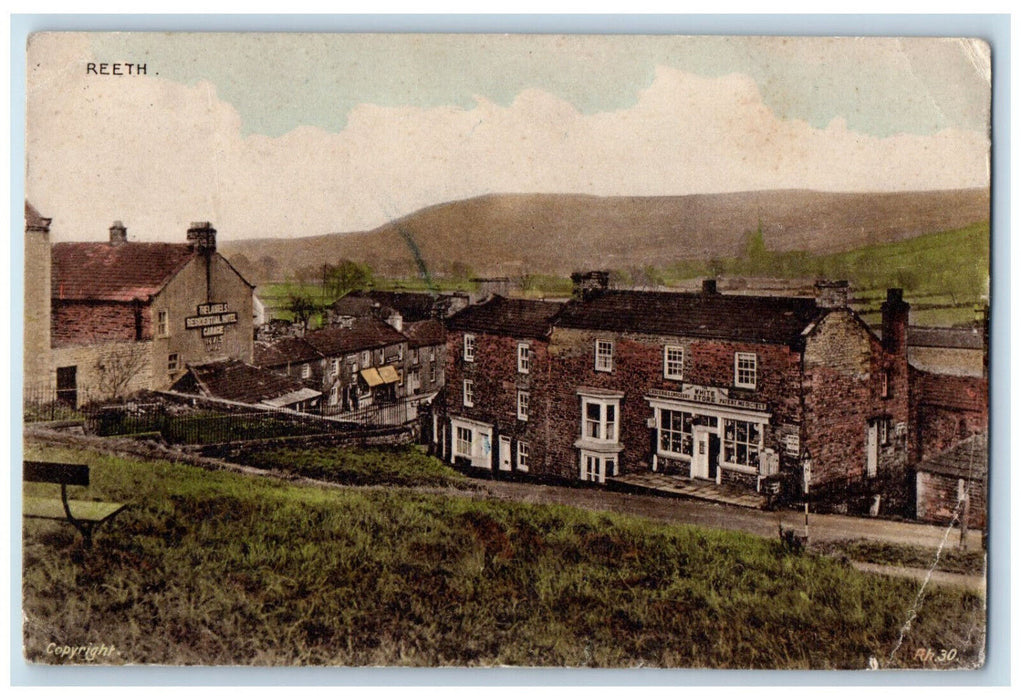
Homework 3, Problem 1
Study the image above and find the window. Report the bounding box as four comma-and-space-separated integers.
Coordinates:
350, 361, 358, 377
722, 419, 763, 469
430, 347, 436, 361
408, 369, 421, 392
582, 398, 618, 442
734, 352, 757, 389
881, 370, 891, 398
411, 348, 419, 365
463, 379, 475, 407
659, 409, 694, 456
157, 310, 169, 337
376, 349, 384, 364
580, 452, 617, 483
331, 359, 340, 376
594, 339, 613, 372
329, 385, 340, 405
167, 353, 179, 372
430, 365, 437, 384
517, 391, 529, 421
518, 342, 531, 374
361, 351, 370, 367
455, 426, 473, 458
517, 441, 530, 472
301, 363, 311, 379
464, 334, 476, 362
664, 346, 684, 380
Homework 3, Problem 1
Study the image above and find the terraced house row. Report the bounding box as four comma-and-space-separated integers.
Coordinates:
437, 274, 919, 514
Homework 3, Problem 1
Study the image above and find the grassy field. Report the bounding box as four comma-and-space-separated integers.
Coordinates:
22, 441, 985, 668
233, 445, 469, 489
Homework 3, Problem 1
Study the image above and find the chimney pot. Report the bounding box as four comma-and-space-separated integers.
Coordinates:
702, 279, 718, 295
571, 270, 610, 301
186, 221, 217, 254
109, 221, 127, 245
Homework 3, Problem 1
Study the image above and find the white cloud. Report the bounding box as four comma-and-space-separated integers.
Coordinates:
26, 36, 989, 243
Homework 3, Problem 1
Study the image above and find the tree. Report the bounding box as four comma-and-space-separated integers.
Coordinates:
287, 292, 319, 334
93, 342, 150, 402
323, 260, 373, 301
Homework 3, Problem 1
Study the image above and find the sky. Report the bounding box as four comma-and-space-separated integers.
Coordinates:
25, 32, 991, 243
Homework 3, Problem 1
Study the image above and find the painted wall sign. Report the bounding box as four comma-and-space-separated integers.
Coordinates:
185, 302, 238, 336
648, 385, 767, 412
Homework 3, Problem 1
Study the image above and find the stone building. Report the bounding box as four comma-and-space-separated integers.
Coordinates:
45, 219, 254, 404
439, 277, 913, 514
914, 432, 987, 530
255, 318, 409, 413
24, 203, 53, 394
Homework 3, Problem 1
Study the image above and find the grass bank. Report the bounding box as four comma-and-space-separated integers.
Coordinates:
233, 445, 468, 489
22, 442, 985, 668
811, 538, 986, 577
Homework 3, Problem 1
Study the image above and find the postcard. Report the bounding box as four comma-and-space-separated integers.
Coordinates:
21, 31, 991, 670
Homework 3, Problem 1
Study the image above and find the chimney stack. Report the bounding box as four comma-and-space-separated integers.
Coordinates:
881, 288, 910, 355
187, 221, 217, 254
571, 270, 610, 301
109, 221, 127, 246
702, 279, 718, 295
815, 280, 849, 309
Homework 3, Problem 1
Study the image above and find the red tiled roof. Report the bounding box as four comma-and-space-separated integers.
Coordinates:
303, 318, 407, 357
403, 319, 446, 348
52, 242, 197, 302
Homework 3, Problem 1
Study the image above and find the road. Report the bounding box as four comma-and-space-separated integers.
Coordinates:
474, 478, 984, 550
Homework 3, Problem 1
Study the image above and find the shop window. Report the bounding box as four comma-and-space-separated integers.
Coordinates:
659, 409, 694, 456
723, 418, 762, 469
455, 426, 473, 458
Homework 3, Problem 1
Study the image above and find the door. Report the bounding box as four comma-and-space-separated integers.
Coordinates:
473, 429, 493, 469
691, 427, 709, 479
499, 436, 512, 471
56, 366, 77, 407
866, 422, 879, 477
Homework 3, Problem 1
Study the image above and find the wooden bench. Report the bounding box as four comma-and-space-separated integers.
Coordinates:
23, 461, 128, 548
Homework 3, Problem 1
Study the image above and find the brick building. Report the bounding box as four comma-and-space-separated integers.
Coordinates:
441, 296, 564, 473
440, 277, 913, 514
46, 219, 254, 404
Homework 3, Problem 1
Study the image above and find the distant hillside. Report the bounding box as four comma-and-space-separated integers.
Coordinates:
221, 189, 989, 282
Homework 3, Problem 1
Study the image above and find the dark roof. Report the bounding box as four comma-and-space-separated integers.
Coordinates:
447, 296, 564, 340
174, 360, 319, 406
52, 242, 197, 302
909, 326, 985, 350
555, 290, 823, 345
330, 294, 394, 318
25, 202, 51, 232
355, 290, 468, 321
254, 337, 322, 367
303, 318, 407, 357
404, 319, 446, 348
916, 433, 988, 480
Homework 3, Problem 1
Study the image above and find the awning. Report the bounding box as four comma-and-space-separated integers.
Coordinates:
378, 365, 400, 384
360, 368, 384, 387
260, 387, 322, 408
